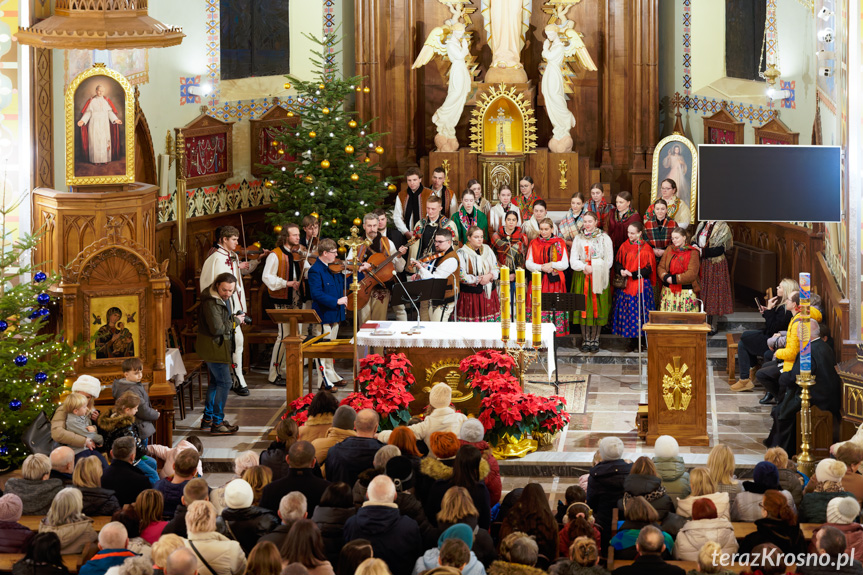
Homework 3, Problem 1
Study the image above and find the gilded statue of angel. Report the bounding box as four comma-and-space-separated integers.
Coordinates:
542, 22, 597, 153
412, 23, 471, 152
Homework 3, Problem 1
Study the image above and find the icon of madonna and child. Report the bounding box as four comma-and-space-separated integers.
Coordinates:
94, 306, 135, 359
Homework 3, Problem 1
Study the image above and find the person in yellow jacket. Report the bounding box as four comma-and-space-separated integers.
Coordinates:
774, 293, 823, 372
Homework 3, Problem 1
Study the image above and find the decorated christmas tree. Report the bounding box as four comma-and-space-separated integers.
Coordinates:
0, 193, 84, 469
265, 31, 393, 240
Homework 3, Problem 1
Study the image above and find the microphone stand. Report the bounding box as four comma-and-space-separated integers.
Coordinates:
392, 265, 424, 333
630, 241, 647, 396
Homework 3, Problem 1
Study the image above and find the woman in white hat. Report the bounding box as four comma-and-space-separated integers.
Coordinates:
51, 375, 104, 458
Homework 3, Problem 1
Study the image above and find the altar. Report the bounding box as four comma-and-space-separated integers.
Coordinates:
356, 321, 557, 415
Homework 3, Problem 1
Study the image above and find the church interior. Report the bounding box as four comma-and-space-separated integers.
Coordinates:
1, 0, 863, 572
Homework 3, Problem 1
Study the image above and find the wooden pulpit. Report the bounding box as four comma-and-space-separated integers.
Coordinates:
266, 309, 321, 404
642, 311, 711, 446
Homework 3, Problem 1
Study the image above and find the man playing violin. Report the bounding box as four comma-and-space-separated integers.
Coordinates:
408, 195, 458, 263
348, 213, 408, 325
307, 238, 349, 390
200, 225, 264, 396
410, 228, 460, 322
299, 214, 319, 335
374, 208, 407, 321
262, 223, 308, 386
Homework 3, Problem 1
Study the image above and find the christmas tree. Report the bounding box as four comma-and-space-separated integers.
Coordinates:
265, 31, 393, 240
0, 192, 84, 469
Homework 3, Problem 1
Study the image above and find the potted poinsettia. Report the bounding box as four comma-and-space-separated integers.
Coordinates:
459, 349, 518, 387
466, 371, 522, 399
340, 392, 374, 412
349, 352, 416, 431
282, 392, 315, 425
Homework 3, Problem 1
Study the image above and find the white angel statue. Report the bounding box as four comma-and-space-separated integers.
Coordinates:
542, 22, 597, 153
413, 23, 471, 152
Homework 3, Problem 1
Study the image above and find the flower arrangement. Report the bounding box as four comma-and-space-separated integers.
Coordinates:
282, 392, 315, 425
348, 352, 416, 430
459, 350, 517, 385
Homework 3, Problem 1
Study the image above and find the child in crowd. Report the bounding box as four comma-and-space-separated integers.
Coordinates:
148, 436, 204, 479
63, 392, 103, 454
97, 390, 160, 484
112, 357, 160, 443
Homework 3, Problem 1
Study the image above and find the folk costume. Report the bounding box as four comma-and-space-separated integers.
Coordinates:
645, 196, 691, 229
261, 246, 309, 383
453, 205, 490, 246
522, 216, 559, 243
489, 200, 522, 231
570, 227, 614, 350
348, 235, 406, 325
526, 235, 570, 335
693, 220, 734, 322
410, 214, 459, 262
558, 207, 587, 246
491, 225, 528, 269
429, 185, 453, 217
307, 259, 347, 388
607, 207, 641, 254
612, 238, 657, 340
414, 247, 460, 322
643, 214, 676, 255
451, 195, 492, 220
456, 244, 500, 322
587, 196, 613, 231
657, 245, 700, 313
514, 191, 540, 222
393, 184, 433, 236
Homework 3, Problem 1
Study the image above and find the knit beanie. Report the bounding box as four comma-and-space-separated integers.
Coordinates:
224, 479, 254, 509
429, 431, 460, 459
438, 523, 474, 549
752, 461, 780, 489
816, 458, 847, 485
598, 437, 624, 462
459, 419, 485, 444
0, 493, 23, 522
429, 383, 452, 409
71, 375, 102, 398
691, 497, 718, 521
654, 435, 679, 459
827, 496, 860, 525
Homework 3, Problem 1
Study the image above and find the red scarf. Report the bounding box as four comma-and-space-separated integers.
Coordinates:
667, 246, 694, 294
616, 240, 657, 296
493, 225, 527, 267
529, 236, 566, 286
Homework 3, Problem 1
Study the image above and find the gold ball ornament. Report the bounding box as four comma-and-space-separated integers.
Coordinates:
353, 218, 362, 226
375, 146, 384, 155
253, 241, 261, 249
303, 175, 315, 184
338, 245, 347, 255
348, 120, 358, 128
321, 159, 331, 168
356, 86, 362, 92
387, 184, 397, 191
322, 107, 330, 115
345, 145, 355, 154
284, 82, 292, 90
287, 111, 294, 117
319, 83, 326, 90
364, 157, 371, 163
309, 131, 317, 138
363, 87, 370, 93
350, 173, 359, 182
331, 218, 337, 224
277, 148, 285, 155
310, 212, 319, 219
273, 225, 283, 233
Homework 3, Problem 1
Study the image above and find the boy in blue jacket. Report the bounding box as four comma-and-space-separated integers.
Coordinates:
307, 238, 348, 390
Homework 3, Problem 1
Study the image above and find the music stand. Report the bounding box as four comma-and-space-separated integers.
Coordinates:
528, 292, 586, 394
391, 278, 449, 332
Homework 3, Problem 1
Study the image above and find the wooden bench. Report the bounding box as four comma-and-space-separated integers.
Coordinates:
18, 516, 111, 532
726, 332, 743, 384
303, 339, 356, 394
610, 558, 797, 573
0, 554, 80, 573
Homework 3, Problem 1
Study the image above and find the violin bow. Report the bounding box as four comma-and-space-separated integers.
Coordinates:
239, 213, 249, 264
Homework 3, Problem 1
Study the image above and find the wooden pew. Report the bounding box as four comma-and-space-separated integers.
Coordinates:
732, 521, 820, 541
610, 558, 797, 573
0, 554, 79, 573
18, 516, 112, 532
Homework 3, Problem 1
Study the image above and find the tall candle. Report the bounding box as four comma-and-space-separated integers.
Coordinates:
532, 271, 542, 347
799, 272, 811, 375
515, 269, 526, 344
500, 267, 510, 341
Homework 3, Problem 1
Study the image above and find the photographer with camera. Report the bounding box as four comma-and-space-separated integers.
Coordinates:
196, 272, 244, 435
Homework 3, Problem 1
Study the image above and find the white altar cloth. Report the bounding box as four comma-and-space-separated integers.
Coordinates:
356, 321, 557, 376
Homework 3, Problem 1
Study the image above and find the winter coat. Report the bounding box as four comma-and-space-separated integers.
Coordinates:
79, 549, 138, 575
312, 427, 356, 466
778, 467, 805, 506
101, 460, 152, 507
617, 474, 685, 536
610, 521, 674, 560
195, 286, 236, 364
738, 517, 807, 555
586, 459, 631, 548
38, 517, 98, 555
184, 531, 246, 575
673, 517, 739, 561
416, 456, 455, 506
396, 491, 434, 544
413, 548, 486, 575
154, 478, 188, 519
96, 411, 145, 460
111, 379, 159, 440
299, 413, 334, 443
259, 467, 331, 516
3, 477, 63, 515
732, 489, 796, 522
653, 456, 691, 503
0, 521, 34, 553
434, 516, 497, 567
809, 523, 863, 557
77, 486, 120, 517
324, 436, 385, 487
162, 504, 230, 539
343, 503, 423, 575
221, 505, 279, 555
800, 490, 855, 523
12, 561, 69, 575
52, 397, 98, 449
425, 458, 493, 529
377, 407, 467, 455
259, 441, 290, 480
550, 564, 609, 575
352, 467, 382, 505
675, 491, 731, 520
487, 561, 547, 575
461, 439, 502, 505
558, 522, 601, 557
311, 505, 356, 566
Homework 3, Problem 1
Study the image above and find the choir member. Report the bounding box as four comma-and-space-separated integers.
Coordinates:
410, 228, 460, 322
644, 178, 691, 229
607, 191, 640, 254
489, 184, 522, 231
612, 221, 657, 352
514, 175, 541, 222
526, 218, 570, 335
657, 227, 701, 313
453, 188, 490, 246
586, 183, 612, 231
570, 212, 614, 352
559, 192, 587, 251
522, 199, 559, 242
692, 220, 734, 334
456, 226, 500, 322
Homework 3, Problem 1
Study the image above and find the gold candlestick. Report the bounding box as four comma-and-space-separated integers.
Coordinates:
796, 372, 816, 477
532, 271, 542, 347
515, 269, 526, 344
339, 224, 371, 386
500, 266, 510, 342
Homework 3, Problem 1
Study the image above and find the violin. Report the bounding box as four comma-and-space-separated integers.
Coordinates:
327, 259, 356, 274
406, 250, 447, 273
236, 244, 266, 260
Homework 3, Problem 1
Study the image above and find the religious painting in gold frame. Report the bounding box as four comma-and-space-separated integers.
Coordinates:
85, 291, 145, 366
66, 64, 135, 186
469, 84, 537, 155
650, 134, 697, 225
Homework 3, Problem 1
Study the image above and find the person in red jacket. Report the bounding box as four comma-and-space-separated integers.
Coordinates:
457, 419, 501, 506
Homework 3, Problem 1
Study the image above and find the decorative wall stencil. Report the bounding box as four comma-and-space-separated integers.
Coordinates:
780, 80, 796, 109
157, 179, 273, 223
180, 76, 201, 105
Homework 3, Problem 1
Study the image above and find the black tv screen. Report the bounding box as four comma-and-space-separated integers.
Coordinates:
697, 145, 841, 222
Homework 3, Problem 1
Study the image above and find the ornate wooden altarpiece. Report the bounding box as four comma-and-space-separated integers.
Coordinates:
175, 109, 234, 189
249, 102, 301, 177
59, 222, 175, 444
754, 117, 800, 146
702, 106, 745, 145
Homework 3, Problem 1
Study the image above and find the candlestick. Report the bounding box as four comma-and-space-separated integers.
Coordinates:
799, 272, 811, 376
515, 269, 526, 344
500, 267, 510, 342
532, 271, 542, 347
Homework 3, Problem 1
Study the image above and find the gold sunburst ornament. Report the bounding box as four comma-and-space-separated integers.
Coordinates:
469, 83, 538, 154
662, 356, 692, 411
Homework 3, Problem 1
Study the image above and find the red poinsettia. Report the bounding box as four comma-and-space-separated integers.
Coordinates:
340, 392, 374, 412
467, 371, 522, 398
351, 352, 416, 431
460, 349, 519, 390
281, 392, 315, 425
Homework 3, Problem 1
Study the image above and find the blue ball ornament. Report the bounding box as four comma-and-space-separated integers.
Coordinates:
8, 399, 22, 411
0, 320, 8, 332
35, 372, 48, 383
37, 293, 50, 305
28, 310, 40, 320
34, 271, 47, 283
13, 355, 27, 367
38, 308, 50, 318
0, 446, 7, 456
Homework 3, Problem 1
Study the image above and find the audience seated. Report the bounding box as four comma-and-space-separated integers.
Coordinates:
430, 486, 497, 568
384, 456, 435, 544
652, 436, 691, 504
73, 456, 121, 517
673, 497, 738, 561
834, 443, 863, 504
763, 447, 805, 506
688, 541, 737, 575
558, 536, 609, 575
459, 419, 502, 507
609, 496, 673, 561
312, 406, 357, 466
241, 465, 273, 507
799, 525, 863, 575
259, 492, 308, 550
220, 479, 279, 555
557, 502, 601, 559
356, 558, 393, 575
299, 391, 339, 443
353, 445, 401, 505
261, 419, 299, 481
555, 486, 587, 525
151, 534, 186, 575
135, 490, 168, 545
244, 541, 282, 575
337, 539, 374, 575
182, 500, 246, 575
426, 445, 492, 530
278, 518, 334, 575
155, 448, 200, 519
163, 478, 220, 538
617, 456, 684, 536
499, 484, 559, 568
417, 432, 461, 505
676, 467, 730, 520
587, 437, 632, 549
0, 493, 35, 553
5, 453, 64, 515
808, 496, 863, 557
38, 487, 98, 554
102, 438, 152, 507
800, 459, 855, 523
80, 521, 138, 575
11, 532, 68, 575
739, 489, 806, 555
377, 384, 468, 454
325, 409, 385, 487
387, 426, 423, 475
50, 447, 76, 485
706, 445, 742, 502
259, 441, 331, 516
610, 525, 684, 575
111, 505, 153, 562
488, 532, 546, 575
413, 524, 485, 575
309, 482, 354, 566
148, 437, 203, 480
344, 475, 423, 575
739, 542, 792, 575
732, 462, 796, 522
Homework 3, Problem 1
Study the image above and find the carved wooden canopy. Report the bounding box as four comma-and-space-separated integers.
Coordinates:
755, 117, 800, 146
249, 103, 301, 177
703, 106, 745, 145
176, 111, 235, 189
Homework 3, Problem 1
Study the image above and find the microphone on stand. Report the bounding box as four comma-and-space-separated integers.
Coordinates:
393, 262, 424, 333
694, 298, 706, 314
